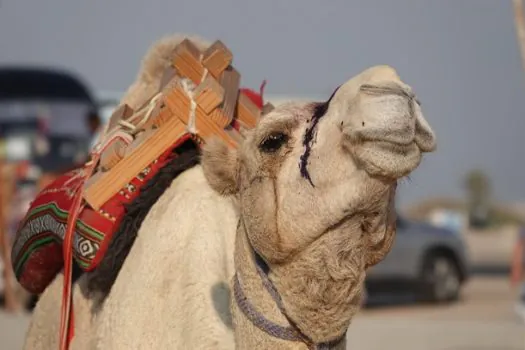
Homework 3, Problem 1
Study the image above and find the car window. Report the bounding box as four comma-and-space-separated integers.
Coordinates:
33, 135, 89, 172
0, 99, 91, 168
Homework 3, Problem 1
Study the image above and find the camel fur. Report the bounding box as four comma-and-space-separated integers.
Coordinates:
24, 33, 221, 350
24, 33, 436, 350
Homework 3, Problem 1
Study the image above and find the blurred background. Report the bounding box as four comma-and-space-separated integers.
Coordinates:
0, 0, 524, 349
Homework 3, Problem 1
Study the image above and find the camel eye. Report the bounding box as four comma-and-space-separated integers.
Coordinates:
259, 132, 289, 153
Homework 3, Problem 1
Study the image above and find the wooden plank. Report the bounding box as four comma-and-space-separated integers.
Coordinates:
236, 93, 260, 129
165, 88, 236, 148
159, 66, 177, 90
173, 54, 203, 85
139, 99, 165, 131
123, 128, 156, 156
106, 104, 134, 131
164, 87, 238, 149
99, 138, 128, 171
202, 40, 233, 78
193, 75, 225, 114
177, 38, 202, 59
160, 76, 181, 95
172, 39, 205, 84
83, 118, 187, 210
212, 66, 240, 128
151, 105, 173, 127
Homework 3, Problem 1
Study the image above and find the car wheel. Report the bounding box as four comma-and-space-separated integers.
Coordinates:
419, 253, 461, 303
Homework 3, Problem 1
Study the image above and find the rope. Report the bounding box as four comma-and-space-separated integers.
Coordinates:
233, 227, 346, 350
59, 153, 101, 350
117, 93, 163, 135
233, 274, 304, 342
178, 53, 209, 135
180, 78, 198, 134
198, 53, 209, 82
101, 52, 210, 143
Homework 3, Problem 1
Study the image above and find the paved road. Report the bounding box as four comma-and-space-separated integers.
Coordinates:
0, 276, 522, 349
347, 276, 524, 350
0, 308, 29, 350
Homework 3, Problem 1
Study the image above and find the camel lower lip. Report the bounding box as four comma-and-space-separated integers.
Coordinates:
353, 140, 423, 179
361, 140, 416, 153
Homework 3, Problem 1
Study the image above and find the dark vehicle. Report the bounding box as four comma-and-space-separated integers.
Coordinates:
365, 215, 470, 304
0, 67, 96, 168
0, 67, 98, 310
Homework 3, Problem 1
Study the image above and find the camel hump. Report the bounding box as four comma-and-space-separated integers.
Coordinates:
11, 35, 265, 296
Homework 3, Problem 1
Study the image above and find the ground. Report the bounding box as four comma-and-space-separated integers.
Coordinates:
0, 275, 522, 349
348, 275, 524, 350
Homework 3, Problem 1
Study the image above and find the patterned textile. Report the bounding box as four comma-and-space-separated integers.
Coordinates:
11, 134, 193, 294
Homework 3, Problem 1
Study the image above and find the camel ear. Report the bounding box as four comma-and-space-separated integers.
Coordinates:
364, 187, 397, 268
201, 138, 240, 195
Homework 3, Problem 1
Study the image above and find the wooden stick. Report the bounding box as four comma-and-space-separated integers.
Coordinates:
202, 40, 233, 78
212, 66, 240, 128
123, 128, 157, 156
159, 66, 177, 90
106, 104, 134, 132
194, 75, 225, 114
164, 87, 238, 149
172, 39, 205, 84
513, 0, 525, 78
99, 138, 129, 171
236, 93, 260, 129
83, 118, 188, 210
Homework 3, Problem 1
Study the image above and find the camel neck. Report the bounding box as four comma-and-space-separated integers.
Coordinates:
232, 223, 347, 349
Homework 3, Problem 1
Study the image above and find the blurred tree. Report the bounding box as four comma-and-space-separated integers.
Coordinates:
513, 0, 525, 76
464, 169, 491, 228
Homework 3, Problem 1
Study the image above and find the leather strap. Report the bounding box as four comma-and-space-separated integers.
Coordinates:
234, 221, 346, 350
58, 154, 100, 350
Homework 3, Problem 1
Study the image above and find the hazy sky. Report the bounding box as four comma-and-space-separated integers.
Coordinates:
0, 0, 524, 206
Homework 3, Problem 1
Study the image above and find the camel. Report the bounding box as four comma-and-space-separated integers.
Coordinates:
23, 34, 436, 350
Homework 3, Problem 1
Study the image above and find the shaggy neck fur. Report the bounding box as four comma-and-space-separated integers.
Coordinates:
232, 217, 361, 349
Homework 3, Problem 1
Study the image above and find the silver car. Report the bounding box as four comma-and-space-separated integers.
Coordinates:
365, 216, 470, 303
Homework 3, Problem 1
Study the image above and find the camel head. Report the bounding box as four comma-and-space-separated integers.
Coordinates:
202, 65, 436, 342
204, 64, 435, 263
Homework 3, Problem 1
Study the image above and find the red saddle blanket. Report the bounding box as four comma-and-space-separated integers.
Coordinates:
11, 134, 193, 294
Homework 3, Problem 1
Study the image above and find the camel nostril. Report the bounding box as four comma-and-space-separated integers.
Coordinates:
362, 121, 365, 127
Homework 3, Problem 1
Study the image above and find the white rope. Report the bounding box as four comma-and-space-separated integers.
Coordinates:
180, 78, 198, 134
199, 53, 209, 82
103, 54, 209, 142
118, 93, 163, 135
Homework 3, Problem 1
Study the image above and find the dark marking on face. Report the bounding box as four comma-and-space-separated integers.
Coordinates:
299, 85, 341, 186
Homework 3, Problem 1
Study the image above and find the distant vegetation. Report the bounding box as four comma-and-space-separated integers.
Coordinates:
404, 168, 524, 230
464, 169, 491, 228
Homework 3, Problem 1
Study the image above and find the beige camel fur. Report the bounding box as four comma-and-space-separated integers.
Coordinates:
201, 66, 435, 348
23, 33, 218, 350
23, 34, 436, 350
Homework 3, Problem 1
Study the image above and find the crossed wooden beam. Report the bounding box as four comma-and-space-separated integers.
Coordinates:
83, 39, 272, 211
